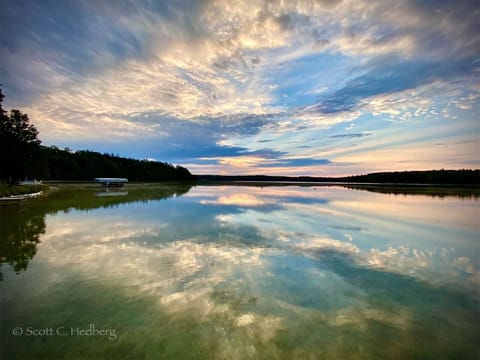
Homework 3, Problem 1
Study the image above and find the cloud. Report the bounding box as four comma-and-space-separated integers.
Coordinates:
1, 0, 478, 174
260, 158, 331, 168
329, 133, 371, 139
314, 58, 478, 114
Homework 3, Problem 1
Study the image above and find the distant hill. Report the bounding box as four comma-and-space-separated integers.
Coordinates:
196, 169, 479, 185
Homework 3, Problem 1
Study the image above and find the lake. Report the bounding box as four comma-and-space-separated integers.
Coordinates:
1, 184, 479, 359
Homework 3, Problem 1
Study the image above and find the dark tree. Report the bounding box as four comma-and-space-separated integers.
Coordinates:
0, 207, 45, 280
0, 87, 41, 184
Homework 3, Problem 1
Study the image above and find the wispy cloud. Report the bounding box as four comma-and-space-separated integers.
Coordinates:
329, 133, 372, 139
1, 0, 478, 175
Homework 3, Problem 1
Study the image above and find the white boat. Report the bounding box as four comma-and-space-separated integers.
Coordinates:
94, 178, 128, 187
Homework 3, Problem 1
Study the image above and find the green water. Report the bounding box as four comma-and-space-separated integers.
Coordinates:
1, 184, 479, 359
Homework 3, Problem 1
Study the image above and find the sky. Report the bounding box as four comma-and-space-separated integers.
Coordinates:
1, 0, 479, 176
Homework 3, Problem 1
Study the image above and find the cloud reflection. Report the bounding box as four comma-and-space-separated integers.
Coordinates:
1, 185, 479, 358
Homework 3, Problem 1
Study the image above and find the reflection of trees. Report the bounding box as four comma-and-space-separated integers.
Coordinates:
0, 207, 45, 280
0, 184, 193, 279
342, 185, 480, 198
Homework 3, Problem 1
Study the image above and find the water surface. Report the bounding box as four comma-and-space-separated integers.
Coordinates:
1, 184, 479, 359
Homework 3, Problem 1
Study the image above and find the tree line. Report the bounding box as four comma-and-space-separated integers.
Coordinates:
197, 169, 479, 185
340, 170, 479, 185
0, 87, 193, 183
29, 146, 193, 182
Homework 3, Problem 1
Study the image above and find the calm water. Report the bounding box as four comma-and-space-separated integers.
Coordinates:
1, 184, 479, 359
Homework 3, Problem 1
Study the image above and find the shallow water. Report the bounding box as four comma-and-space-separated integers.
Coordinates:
1, 184, 479, 359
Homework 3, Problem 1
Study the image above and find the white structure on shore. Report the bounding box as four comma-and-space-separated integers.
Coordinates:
94, 178, 128, 187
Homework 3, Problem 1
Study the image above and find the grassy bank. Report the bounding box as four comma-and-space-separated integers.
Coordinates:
0, 183, 49, 198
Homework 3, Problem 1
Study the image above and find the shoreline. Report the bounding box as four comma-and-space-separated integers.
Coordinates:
1, 181, 478, 202
0, 190, 44, 201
